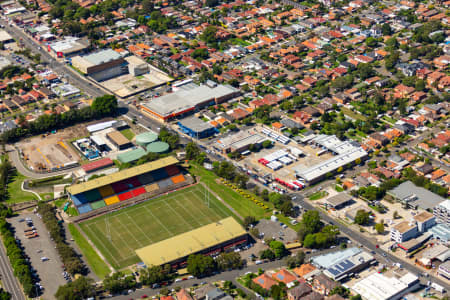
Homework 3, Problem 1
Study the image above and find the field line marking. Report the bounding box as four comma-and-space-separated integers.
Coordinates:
189, 187, 227, 219
171, 196, 203, 227
124, 210, 154, 244
162, 199, 195, 230
183, 194, 216, 224
83, 222, 120, 266
143, 205, 174, 236
115, 214, 144, 248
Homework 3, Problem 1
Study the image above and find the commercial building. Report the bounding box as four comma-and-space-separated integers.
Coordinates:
178, 116, 217, 139
215, 130, 267, 154
311, 247, 375, 281
387, 181, 446, 210
414, 211, 436, 232
390, 221, 419, 243
0, 30, 14, 43
325, 193, 353, 210
125, 55, 149, 76
397, 232, 432, 252
47, 37, 88, 57
140, 82, 239, 122
352, 272, 420, 300
294, 135, 367, 184
438, 260, 450, 280
135, 217, 247, 268
71, 49, 127, 82
106, 130, 132, 150
428, 223, 450, 243
434, 199, 450, 225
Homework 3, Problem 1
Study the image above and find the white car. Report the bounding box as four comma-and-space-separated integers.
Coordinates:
175, 278, 182, 282
40, 257, 49, 262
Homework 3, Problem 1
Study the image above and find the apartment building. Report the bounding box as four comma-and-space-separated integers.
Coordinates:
434, 200, 450, 225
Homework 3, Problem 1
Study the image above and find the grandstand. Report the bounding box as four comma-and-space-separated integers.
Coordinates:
67, 156, 190, 215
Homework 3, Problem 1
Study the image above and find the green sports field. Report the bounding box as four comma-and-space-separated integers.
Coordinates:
79, 184, 235, 269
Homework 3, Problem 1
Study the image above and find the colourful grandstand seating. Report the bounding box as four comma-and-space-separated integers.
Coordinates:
104, 195, 120, 205
98, 185, 115, 198
137, 173, 154, 185
124, 177, 142, 188
111, 181, 128, 194
157, 178, 173, 189
71, 194, 87, 206
151, 168, 168, 181
165, 165, 180, 176
145, 183, 159, 193
83, 189, 102, 202
118, 191, 133, 201
171, 174, 185, 184
78, 203, 93, 214
91, 200, 106, 210
131, 187, 146, 197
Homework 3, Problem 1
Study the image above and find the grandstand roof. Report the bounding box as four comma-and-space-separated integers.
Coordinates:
135, 217, 246, 267
67, 156, 178, 195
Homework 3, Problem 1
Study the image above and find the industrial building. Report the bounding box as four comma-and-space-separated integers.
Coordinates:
325, 193, 353, 210
106, 130, 132, 150
135, 217, 247, 269
178, 116, 217, 139
47, 37, 89, 57
140, 82, 239, 122
352, 272, 420, 300
434, 199, 450, 225
311, 247, 375, 281
67, 156, 188, 215
428, 223, 450, 243
71, 49, 127, 82
388, 181, 446, 210
215, 130, 267, 154
294, 135, 367, 183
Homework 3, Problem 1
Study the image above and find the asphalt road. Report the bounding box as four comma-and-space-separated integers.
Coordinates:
0, 238, 26, 300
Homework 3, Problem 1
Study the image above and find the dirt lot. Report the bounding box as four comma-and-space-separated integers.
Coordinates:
9, 213, 67, 298
17, 121, 109, 171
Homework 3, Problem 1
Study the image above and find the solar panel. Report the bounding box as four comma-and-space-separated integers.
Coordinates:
327, 259, 355, 276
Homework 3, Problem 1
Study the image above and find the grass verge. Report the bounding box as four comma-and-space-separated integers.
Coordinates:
120, 129, 135, 141
308, 191, 328, 201
68, 223, 110, 279
7, 172, 38, 203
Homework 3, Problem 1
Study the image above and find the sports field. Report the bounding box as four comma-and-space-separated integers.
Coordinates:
79, 184, 235, 269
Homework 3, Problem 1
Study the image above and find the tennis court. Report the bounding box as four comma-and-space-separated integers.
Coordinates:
79, 184, 235, 269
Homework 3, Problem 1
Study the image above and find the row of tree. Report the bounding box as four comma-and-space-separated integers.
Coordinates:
36, 203, 85, 275
0, 159, 13, 202
297, 211, 340, 249
1, 95, 118, 143
187, 252, 244, 278
211, 161, 249, 189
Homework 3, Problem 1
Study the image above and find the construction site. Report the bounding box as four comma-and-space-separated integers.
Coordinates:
17, 125, 85, 172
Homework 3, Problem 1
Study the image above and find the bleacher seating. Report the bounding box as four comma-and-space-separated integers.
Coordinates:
111, 181, 128, 194
165, 165, 180, 176
83, 189, 102, 202
78, 203, 93, 214
98, 185, 115, 198
91, 200, 106, 210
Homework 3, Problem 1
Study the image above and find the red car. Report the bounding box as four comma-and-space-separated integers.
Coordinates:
141, 295, 148, 299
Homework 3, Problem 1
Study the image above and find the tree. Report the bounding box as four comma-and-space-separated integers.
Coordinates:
0, 289, 10, 300
262, 140, 272, 148
354, 210, 370, 225
270, 284, 286, 300
350, 295, 362, 300
415, 79, 425, 91
187, 254, 216, 278
260, 249, 275, 260
269, 240, 287, 259
381, 23, 392, 35
393, 211, 400, 219
330, 286, 350, 298
365, 37, 378, 48
285, 251, 305, 268
216, 252, 244, 271
243, 216, 257, 229
91, 94, 118, 117
375, 222, 385, 234
385, 37, 398, 49
357, 63, 374, 80
302, 234, 316, 248
185, 142, 200, 160
200, 26, 218, 44
280, 201, 294, 217
55, 276, 96, 300
103, 272, 136, 295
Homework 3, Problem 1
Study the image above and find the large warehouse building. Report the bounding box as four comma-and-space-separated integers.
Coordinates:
71, 49, 127, 82
135, 217, 247, 269
140, 82, 239, 122
67, 156, 189, 215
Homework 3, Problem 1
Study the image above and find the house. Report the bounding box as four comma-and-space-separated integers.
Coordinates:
369, 132, 389, 147
287, 282, 312, 300
313, 274, 338, 295
253, 273, 278, 290
416, 163, 434, 176
272, 269, 297, 285
293, 264, 319, 280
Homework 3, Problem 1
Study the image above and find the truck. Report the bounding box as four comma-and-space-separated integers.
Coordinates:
27, 233, 38, 239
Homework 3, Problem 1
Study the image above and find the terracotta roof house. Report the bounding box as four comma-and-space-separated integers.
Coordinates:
293, 264, 318, 279
272, 269, 297, 284
313, 274, 338, 295
253, 273, 278, 290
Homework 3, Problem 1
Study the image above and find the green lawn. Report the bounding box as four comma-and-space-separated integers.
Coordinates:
120, 129, 135, 141
7, 172, 38, 203
189, 164, 271, 220
308, 191, 328, 201
341, 107, 368, 121
335, 185, 344, 192
79, 184, 235, 269
68, 223, 111, 279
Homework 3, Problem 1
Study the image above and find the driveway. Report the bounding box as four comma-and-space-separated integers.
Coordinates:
9, 213, 67, 298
